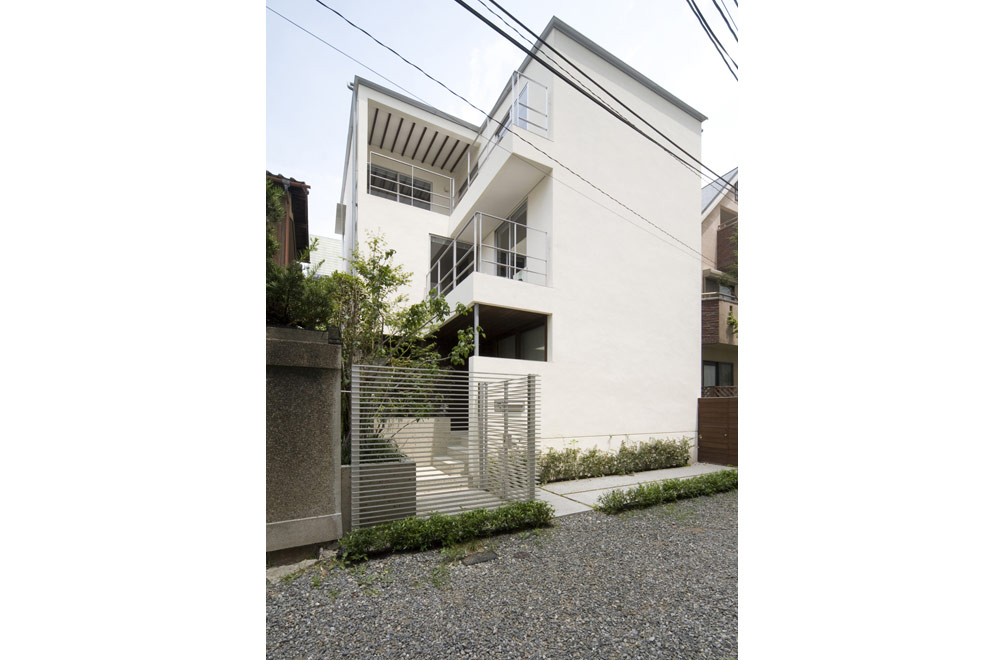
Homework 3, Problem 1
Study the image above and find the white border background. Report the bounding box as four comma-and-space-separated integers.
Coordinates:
2, 1, 999, 658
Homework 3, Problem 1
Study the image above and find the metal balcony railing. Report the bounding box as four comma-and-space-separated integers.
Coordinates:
427, 212, 548, 297
455, 71, 549, 204
702, 291, 738, 304
368, 151, 454, 214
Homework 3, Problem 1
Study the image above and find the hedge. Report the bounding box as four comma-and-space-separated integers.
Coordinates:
539, 437, 692, 484
339, 500, 555, 561
595, 469, 738, 513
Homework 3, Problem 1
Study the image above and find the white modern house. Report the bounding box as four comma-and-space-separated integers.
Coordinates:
339, 17, 706, 455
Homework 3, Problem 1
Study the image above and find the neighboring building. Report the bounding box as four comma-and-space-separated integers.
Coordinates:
309, 234, 346, 276
339, 17, 706, 453
267, 171, 311, 268
700, 167, 738, 396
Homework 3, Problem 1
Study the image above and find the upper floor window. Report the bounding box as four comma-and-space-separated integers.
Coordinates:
515, 85, 529, 129
704, 277, 737, 301
482, 320, 546, 362
367, 164, 432, 210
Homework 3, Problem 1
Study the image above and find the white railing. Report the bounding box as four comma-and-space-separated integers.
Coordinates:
455, 72, 549, 204
702, 291, 738, 304
368, 151, 454, 214
427, 212, 548, 297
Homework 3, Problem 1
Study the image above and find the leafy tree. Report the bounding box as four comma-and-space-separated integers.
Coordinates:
265, 179, 480, 461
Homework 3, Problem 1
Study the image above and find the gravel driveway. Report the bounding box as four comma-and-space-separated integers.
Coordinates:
266, 490, 737, 659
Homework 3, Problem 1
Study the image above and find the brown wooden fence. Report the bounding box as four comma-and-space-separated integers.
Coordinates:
698, 397, 738, 466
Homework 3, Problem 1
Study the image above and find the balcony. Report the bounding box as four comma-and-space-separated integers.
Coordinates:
702, 293, 738, 346
427, 212, 548, 298
367, 151, 455, 215
453, 71, 550, 206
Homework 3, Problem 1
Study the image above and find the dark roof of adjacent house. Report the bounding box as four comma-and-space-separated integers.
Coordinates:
267, 171, 311, 189
701, 167, 738, 213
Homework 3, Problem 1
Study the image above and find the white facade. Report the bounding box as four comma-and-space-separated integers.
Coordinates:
308, 234, 346, 276
340, 17, 706, 454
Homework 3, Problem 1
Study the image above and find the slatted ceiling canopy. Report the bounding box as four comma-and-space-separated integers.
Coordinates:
366, 101, 474, 174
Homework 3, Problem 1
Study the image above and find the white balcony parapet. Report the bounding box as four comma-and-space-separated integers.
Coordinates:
368, 151, 454, 214
427, 212, 548, 297
456, 72, 549, 204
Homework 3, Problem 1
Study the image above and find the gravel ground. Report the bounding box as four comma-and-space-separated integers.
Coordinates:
266, 490, 737, 659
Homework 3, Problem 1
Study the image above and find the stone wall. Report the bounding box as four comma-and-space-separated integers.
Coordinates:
266, 326, 343, 554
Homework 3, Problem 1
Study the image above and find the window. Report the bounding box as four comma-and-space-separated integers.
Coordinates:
495, 203, 527, 279
515, 85, 529, 129
493, 111, 511, 144
704, 277, 736, 301
367, 164, 432, 210
429, 234, 473, 294
482, 320, 547, 362
703, 361, 734, 387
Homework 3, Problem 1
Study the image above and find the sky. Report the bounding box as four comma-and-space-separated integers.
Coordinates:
266, 0, 738, 237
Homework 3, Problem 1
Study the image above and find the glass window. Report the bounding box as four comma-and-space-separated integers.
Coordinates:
368, 163, 432, 210
515, 85, 529, 129
718, 362, 734, 386
703, 362, 717, 387
498, 335, 517, 359
703, 361, 734, 387
368, 164, 398, 200
520, 325, 546, 361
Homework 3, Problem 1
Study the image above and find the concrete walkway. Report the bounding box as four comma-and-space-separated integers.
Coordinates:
535, 462, 734, 517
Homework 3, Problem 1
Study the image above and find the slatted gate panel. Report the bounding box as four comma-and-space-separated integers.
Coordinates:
352, 364, 539, 529
697, 397, 738, 466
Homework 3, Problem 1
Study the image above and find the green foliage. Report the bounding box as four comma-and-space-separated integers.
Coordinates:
595, 469, 738, 514
727, 309, 738, 335
538, 438, 692, 484
726, 225, 738, 280
338, 500, 555, 562
264, 176, 483, 461
266, 179, 340, 330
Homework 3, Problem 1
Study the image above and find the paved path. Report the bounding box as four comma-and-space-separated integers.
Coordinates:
535, 462, 733, 516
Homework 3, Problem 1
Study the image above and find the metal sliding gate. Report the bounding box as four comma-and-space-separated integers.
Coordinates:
351, 364, 539, 529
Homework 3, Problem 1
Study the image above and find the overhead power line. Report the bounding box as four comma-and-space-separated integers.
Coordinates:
710, 0, 738, 41
482, 0, 737, 197
684, 0, 738, 81
719, 0, 739, 34
452, 0, 738, 194
267, 7, 431, 105
302, 2, 723, 266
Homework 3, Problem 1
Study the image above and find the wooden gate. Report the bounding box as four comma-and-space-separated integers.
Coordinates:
698, 397, 738, 466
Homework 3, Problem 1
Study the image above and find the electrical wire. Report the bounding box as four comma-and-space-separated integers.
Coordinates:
710, 0, 738, 42
483, 0, 738, 197
684, 0, 738, 80
266, 6, 430, 105
452, 0, 737, 194
292, 3, 726, 267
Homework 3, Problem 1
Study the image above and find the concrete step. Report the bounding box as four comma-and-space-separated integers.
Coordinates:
433, 456, 467, 476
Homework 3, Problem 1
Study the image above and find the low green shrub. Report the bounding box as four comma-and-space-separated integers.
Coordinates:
595, 469, 738, 514
538, 437, 692, 484
338, 500, 555, 561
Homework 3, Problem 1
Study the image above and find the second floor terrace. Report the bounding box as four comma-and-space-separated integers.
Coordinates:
427, 208, 548, 299
362, 72, 550, 221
